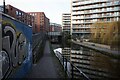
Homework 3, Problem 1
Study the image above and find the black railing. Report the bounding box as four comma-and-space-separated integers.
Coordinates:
54, 51, 91, 80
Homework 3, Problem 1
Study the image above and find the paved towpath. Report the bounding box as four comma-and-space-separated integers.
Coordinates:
25, 40, 66, 78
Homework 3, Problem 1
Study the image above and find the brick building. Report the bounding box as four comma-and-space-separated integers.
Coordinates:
28, 12, 50, 33
4, 5, 50, 33
6, 5, 35, 28
49, 23, 62, 32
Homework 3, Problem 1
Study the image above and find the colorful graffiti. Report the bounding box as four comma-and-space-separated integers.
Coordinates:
0, 13, 32, 79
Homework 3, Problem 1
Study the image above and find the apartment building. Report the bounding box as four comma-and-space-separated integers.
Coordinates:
62, 13, 71, 34
28, 12, 50, 33
6, 5, 35, 28
71, 0, 120, 40
70, 0, 120, 79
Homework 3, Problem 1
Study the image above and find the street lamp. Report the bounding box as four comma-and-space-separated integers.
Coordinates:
3, 0, 5, 13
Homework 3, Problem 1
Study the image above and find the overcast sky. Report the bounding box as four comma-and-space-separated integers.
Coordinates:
0, 0, 71, 24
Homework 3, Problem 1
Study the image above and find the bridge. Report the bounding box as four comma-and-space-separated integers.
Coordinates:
48, 32, 62, 43
48, 32, 62, 36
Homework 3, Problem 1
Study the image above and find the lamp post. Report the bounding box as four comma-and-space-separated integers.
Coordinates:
3, 0, 5, 13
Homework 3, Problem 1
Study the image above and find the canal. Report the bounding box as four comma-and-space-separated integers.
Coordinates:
51, 42, 120, 79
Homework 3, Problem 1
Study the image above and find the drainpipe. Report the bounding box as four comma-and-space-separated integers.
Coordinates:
3, 0, 5, 13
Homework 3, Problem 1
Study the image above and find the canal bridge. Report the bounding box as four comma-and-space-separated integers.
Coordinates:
48, 32, 62, 43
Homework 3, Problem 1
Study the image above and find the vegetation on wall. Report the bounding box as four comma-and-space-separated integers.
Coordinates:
90, 20, 120, 50
62, 31, 71, 48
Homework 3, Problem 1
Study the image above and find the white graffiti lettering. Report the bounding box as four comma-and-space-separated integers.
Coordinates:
2, 24, 27, 77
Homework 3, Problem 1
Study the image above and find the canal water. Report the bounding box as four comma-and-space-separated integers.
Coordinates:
52, 43, 120, 79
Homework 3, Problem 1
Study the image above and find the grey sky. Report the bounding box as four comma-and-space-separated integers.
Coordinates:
0, 0, 71, 24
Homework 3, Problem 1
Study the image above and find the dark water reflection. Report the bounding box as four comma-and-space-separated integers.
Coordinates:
52, 43, 120, 79
71, 43, 120, 79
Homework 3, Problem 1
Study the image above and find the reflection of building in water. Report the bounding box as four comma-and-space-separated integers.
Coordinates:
70, 43, 120, 79
62, 47, 71, 60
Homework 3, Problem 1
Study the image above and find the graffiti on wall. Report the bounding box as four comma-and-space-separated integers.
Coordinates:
1, 15, 32, 79
2, 21, 27, 75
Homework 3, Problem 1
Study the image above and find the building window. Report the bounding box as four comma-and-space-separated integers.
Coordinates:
19, 12, 22, 16
114, 7, 119, 10
107, 18, 110, 21
16, 11, 19, 16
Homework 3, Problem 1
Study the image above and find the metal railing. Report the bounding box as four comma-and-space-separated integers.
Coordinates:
54, 51, 91, 80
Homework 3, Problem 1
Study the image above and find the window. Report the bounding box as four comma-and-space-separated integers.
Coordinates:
107, 2, 110, 5
107, 7, 110, 11
19, 12, 22, 16
107, 18, 110, 21
101, 18, 104, 21
114, 12, 118, 16
16, 11, 19, 16
114, 7, 119, 10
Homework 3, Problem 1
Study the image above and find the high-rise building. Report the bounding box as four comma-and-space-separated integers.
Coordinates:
28, 12, 50, 33
71, 0, 120, 40
71, 0, 120, 79
62, 13, 71, 34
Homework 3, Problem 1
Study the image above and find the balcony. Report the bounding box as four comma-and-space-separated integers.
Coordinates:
91, 9, 120, 14
72, 30, 90, 34
72, 1, 120, 11
72, 0, 106, 7
72, 16, 84, 19
72, 11, 84, 15
72, 26, 91, 29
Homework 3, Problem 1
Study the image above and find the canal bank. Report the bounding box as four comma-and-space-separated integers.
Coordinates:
51, 40, 120, 79
72, 40, 120, 59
